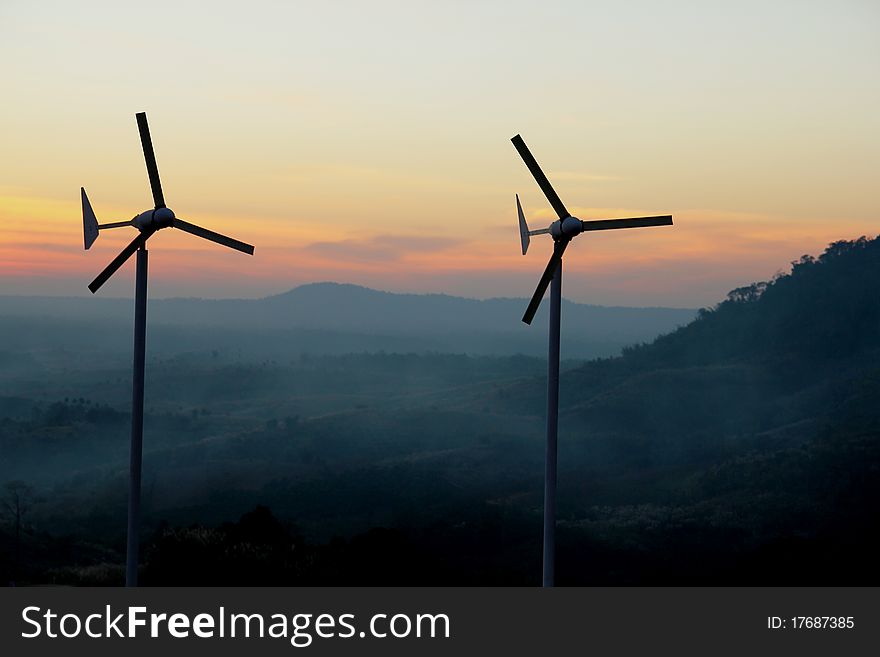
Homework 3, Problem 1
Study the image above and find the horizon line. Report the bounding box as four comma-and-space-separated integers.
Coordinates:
0, 281, 700, 311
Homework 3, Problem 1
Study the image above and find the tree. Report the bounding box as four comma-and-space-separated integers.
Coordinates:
2, 480, 36, 585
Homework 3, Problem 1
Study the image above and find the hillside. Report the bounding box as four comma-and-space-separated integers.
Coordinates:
623, 236, 880, 366
487, 236, 880, 582
561, 235, 880, 413
1, 238, 878, 585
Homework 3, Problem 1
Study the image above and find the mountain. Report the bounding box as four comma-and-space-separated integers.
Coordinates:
0, 283, 695, 359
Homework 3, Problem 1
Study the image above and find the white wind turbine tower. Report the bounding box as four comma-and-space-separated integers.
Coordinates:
82, 112, 255, 586
511, 133, 673, 586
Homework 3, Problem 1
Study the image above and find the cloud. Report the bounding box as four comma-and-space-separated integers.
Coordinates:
550, 171, 623, 182
304, 234, 466, 264
4, 188, 878, 308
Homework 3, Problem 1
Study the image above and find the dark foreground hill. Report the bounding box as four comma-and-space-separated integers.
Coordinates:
1, 237, 878, 585
488, 236, 880, 583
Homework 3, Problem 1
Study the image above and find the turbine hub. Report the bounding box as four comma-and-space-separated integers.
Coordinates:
561, 216, 582, 236
153, 207, 175, 228
550, 216, 582, 240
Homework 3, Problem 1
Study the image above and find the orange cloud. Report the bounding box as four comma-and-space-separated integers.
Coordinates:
2, 191, 877, 307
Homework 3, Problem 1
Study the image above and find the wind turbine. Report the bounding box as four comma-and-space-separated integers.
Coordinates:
511, 134, 672, 587
82, 112, 255, 586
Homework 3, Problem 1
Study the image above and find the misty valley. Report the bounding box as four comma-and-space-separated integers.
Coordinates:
1, 238, 879, 585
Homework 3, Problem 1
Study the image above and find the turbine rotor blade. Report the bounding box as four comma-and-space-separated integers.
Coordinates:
172, 218, 255, 255
580, 215, 673, 232
88, 231, 151, 294
136, 112, 165, 209
511, 134, 569, 220
522, 239, 569, 325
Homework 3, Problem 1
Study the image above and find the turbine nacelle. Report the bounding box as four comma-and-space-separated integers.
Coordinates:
132, 207, 175, 231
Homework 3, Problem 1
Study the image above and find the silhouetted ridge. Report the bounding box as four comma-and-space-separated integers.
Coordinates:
621, 235, 880, 368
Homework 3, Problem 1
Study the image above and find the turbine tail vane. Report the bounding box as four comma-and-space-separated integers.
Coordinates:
82, 187, 99, 250
517, 194, 530, 255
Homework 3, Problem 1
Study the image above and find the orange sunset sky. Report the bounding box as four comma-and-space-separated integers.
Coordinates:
1, 1, 878, 307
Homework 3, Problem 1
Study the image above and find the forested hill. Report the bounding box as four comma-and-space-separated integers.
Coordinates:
621, 235, 880, 368
540, 234, 880, 429
506, 235, 880, 583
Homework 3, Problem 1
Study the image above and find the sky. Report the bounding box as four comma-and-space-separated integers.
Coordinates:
0, 0, 878, 307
